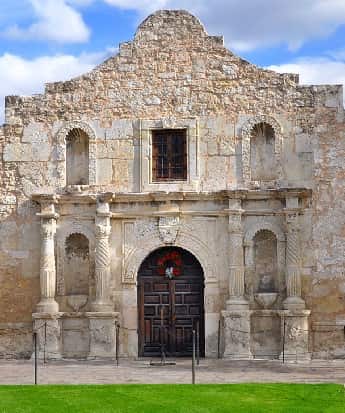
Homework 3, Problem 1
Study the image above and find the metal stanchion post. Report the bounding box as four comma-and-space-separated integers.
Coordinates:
196, 321, 200, 365
44, 322, 47, 364
116, 324, 119, 367
192, 330, 196, 384
217, 319, 221, 359
33, 332, 38, 385
282, 317, 286, 364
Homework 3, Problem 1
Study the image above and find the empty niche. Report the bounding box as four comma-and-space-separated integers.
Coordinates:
66, 128, 89, 185
64, 233, 90, 296
250, 122, 276, 181
253, 230, 277, 294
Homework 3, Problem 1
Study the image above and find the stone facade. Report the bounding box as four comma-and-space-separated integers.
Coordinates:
0, 10, 344, 360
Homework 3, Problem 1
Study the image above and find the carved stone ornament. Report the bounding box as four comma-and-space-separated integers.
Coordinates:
158, 216, 180, 244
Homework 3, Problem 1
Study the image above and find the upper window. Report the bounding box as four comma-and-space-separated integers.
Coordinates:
66, 128, 89, 186
152, 129, 187, 182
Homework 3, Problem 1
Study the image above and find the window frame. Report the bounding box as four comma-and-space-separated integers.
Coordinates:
151, 128, 188, 182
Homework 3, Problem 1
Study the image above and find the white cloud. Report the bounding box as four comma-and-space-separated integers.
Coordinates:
0, 50, 110, 124
267, 57, 345, 105
101, 0, 345, 52
4, 0, 90, 43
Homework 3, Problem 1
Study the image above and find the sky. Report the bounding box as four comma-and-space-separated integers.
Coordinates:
0, 0, 345, 123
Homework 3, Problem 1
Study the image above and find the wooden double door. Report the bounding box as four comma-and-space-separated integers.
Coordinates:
138, 247, 205, 357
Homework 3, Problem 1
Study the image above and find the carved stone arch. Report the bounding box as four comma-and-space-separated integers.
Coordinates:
122, 232, 216, 285
56, 221, 95, 296
241, 114, 283, 186
244, 221, 285, 244
56, 121, 97, 185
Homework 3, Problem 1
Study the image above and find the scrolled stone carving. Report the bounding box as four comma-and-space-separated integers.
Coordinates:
158, 216, 180, 244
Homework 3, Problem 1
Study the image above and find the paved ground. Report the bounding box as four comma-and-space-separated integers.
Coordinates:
1, 359, 345, 384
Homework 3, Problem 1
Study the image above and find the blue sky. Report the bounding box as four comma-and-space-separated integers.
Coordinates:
0, 0, 345, 122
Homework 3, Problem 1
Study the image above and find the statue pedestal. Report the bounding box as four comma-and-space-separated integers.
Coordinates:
32, 313, 63, 360
221, 310, 253, 359
85, 312, 119, 359
279, 310, 311, 362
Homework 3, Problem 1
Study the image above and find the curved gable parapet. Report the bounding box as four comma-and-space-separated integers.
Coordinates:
134, 10, 208, 43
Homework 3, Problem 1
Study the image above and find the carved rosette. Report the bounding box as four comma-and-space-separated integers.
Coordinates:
158, 216, 180, 244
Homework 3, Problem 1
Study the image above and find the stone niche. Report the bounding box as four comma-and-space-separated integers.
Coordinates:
64, 233, 90, 312
66, 128, 89, 186
249, 229, 282, 359
250, 122, 277, 181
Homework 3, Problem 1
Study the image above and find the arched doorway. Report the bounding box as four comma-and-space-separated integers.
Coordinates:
138, 247, 205, 357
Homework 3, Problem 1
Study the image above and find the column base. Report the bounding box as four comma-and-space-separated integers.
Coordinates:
221, 310, 253, 360
86, 312, 119, 359
283, 296, 305, 310
36, 299, 59, 313
91, 301, 114, 312
226, 296, 249, 311
279, 309, 311, 363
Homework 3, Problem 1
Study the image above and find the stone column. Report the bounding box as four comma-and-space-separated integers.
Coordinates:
91, 199, 114, 312
280, 197, 310, 361
283, 211, 305, 310
226, 205, 248, 310
36, 204, 59, 313
222, 199, 252, 359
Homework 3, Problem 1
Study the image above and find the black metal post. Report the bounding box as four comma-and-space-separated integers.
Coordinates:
217, 319, 221, 359
33, 332, 38, 385
282, 317, 286, 364
116, 323, 119, 366
196, 321, 200, 365
44, 322, 47, 364
192, 329, 196, 384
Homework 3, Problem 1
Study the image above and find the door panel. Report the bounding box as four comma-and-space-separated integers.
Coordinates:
138, 247, 204, 357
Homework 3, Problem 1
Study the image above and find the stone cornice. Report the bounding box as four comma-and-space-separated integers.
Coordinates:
31, 188, 312, 205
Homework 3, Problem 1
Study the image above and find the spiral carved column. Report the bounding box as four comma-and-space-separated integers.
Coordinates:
37, 217, 59, 313
283, 212, 305, 310
92, 202, 113, 312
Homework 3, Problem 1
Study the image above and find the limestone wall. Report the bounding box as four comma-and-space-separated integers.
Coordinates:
0, 10, 344, 358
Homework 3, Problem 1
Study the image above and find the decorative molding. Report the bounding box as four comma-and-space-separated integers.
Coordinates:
241, 114, 283, 187
158, 216, 180, 244
56, 121, 98, 186
121, 218, 217, 284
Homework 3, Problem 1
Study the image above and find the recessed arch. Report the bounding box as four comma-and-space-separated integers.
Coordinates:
56, 121, 97, 186
137, 246, 205, 357
241, 114, 283, 186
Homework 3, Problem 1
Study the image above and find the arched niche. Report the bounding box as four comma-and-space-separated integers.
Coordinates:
250, 122, 276, 181
64, 233, 90, 296
56, 121, 97, 186
66, 128, 89, 185
244, 221, 286, 304
253, 230, 278, 294
241, 114, 283, 186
